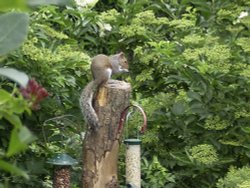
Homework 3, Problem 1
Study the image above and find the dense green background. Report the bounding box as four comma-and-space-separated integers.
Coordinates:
0, 0, 250, 187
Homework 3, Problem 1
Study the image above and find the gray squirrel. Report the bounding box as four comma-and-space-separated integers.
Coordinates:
80, 52, 129, 131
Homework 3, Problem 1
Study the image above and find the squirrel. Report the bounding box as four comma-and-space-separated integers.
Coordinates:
80, 52, 129, 131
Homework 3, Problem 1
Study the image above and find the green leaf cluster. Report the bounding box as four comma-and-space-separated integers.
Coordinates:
189, 144, 218, 165
0, 1, 83, 187
217, 166, 250, 188
0, 88, 34, 180
141, 156, 175, 188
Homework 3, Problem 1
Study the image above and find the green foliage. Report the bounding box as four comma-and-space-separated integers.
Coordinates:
0, 10, 34, 182
0, 160, 29, 179
0, 12, 29, 56
0, 0, 73, 11
0, 87, 34, 181
189, 144, 218, 165
141, 156, 175, 188
0, 1, 83, 187
0, 0, 27, 11
114, 0, 250, 187
217, 166, 250, 188
204, 116, 229, 130
120, 10, 168, 39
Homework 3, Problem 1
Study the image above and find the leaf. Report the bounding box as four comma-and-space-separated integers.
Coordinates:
190, 101, 206, 115
219, 139, 242, 146
169, 152, 191, 165
171, 101, 185, 115
7, 126, 36, 157
19, 126, 36, 144
241, 126, 250, 134
0, 160, 29, 179
0, 12, 29, 55
0, 68, 29, 87
0, 0, 27, 11
27, 0, 73, 6
187, 91, 202, 102
4, 113, 22, 128
184, 115, 196, 125
0, 89, 11, 105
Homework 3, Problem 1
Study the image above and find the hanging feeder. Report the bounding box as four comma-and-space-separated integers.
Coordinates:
47, 153, 78, 188
124, 139, 141, 188
119, 104, 147, 188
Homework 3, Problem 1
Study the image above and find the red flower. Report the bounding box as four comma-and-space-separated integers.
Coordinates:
20, 79, 49, 110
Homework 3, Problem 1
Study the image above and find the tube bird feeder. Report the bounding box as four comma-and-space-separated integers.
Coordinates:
47, 153, 78, 188
119, 104, 147, 188
124, 139, 142, 188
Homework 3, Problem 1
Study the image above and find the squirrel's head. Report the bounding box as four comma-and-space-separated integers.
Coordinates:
112, 52, 129, 74
118, 52, 129, 73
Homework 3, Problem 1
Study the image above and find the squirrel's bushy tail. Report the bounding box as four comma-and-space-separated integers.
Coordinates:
80, 81, 100, 130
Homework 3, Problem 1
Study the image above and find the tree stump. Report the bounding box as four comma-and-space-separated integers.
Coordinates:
82, 80, 131, 188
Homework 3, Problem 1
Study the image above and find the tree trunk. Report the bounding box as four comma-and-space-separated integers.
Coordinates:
82, 80, 131, 188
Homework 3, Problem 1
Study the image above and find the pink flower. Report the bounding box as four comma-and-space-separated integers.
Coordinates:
20, 79, 49, 110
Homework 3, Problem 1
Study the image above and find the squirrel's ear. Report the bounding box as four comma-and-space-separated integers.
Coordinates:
118, 52, 125, 58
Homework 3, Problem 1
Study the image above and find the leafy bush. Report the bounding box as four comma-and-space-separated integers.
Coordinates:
0, 1, 84, 187
141, 156, 175, 188
0, 9, 39, 186
217, 166, 250, 188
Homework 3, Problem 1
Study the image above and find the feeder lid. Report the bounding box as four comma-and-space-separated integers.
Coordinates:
47, 153, 78, 166
124, 138, 141, 145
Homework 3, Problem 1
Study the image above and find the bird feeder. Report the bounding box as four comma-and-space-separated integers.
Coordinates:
124, 139, 141, 188
119, 105, 147, 188
47, 153, 78, 188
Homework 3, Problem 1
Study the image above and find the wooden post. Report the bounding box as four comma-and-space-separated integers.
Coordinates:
82, 80, 131, 188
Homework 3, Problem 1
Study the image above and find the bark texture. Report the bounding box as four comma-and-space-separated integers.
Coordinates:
82, 80, 131, 188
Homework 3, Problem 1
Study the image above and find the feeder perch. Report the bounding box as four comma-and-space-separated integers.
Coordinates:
47, 153, 78, 188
